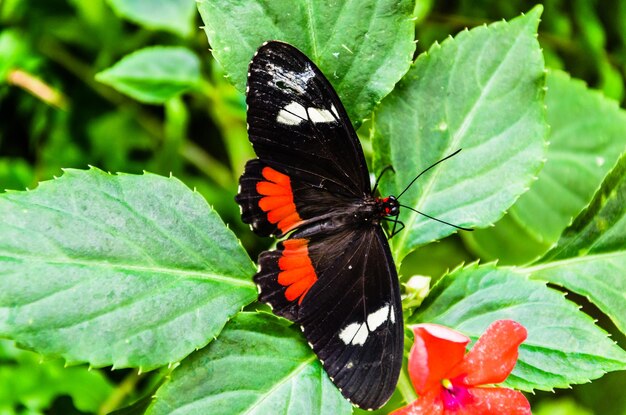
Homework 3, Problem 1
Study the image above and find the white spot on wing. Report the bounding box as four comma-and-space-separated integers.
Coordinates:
277, 101, 307, 125
307, 107, 336, 123
353, 324, 369, 345
339, 322, 368, 346
367, 304, 390, 331
338, 303, 392, 346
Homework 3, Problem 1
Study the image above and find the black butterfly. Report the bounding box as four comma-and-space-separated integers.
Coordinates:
236, 41, 404, 410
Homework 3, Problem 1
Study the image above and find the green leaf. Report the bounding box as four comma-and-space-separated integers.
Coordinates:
534, 398, 593, 415
525, 152, 626, 334
196, 0, 416, 124
0, 168, 256, 370
372, 7, 547, 261
410, 264, 626, 391
146, 312, 352, 415
105, 0, 196, 37
462, 213, 551, 265
0, 29, 40, 81
468, 70, 626, 264
0, 158, 35, 192
510, 70, 626, 243
0, 340, 114, 412
96, 46, 201, 104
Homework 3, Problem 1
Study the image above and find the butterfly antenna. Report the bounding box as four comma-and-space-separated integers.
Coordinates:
399, 204, 473, 231
396, 149, 463, 199
372, 165, 395, 194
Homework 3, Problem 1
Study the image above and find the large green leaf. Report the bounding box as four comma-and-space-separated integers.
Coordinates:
96, 46, 201, 104
146, 312, 351, 415
105, 0, 196, 37
0, 168, 256, 370
467, 71, 626, 264
197, 0, 416, 124
410, 264, 626, 391
513, 71, 626, 241
372, 7, 547, 261
526, 152, 626, 334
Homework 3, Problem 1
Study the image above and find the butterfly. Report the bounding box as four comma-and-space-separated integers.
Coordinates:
237, 40, 413, 410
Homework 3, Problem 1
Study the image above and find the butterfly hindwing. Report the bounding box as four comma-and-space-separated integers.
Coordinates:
236, 158, 364, 237
236, 159, 304, 237
254, 226, 403, 409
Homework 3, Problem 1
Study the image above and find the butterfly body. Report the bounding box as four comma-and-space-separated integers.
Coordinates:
236, 41, 402, 410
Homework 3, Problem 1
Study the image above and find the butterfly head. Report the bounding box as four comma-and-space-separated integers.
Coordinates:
379, 195, 400, 217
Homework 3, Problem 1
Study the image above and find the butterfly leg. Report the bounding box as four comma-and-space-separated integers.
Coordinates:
382, 216, 405, 238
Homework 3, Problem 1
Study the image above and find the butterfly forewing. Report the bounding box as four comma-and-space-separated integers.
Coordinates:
246, 41, 370, 197
237, 40, 403, 410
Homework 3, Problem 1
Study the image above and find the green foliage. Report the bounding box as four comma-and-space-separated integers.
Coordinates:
534, 398, 594, 415
0, 30, 39, 81
96, 47, 202, 104
0, 169, 256, 370
0, 340, 113, 413
105, 0, 197, 37
146, 313, 351, 415
468, 69, 626, 263
197, 0, 416, 125
527, 151, 626, 334
2, 0, 626, 414
373, 7, 547, 260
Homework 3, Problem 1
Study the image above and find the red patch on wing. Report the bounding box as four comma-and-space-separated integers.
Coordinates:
278, 239, 318, 304
256, 167, 302, 233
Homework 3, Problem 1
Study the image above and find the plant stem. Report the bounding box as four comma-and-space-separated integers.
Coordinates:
98, 370, 142, 414
397, 366, 417, 405
7, 69, 68, 110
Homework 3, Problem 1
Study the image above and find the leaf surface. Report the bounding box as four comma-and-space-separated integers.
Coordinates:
197, 0, 416, 124
96, 46, 201, 104
527, 152, 626, 334
106, 0, 196, 37
147, 312, 352, 415
372, 7, 547, 260
0, 168, 256, 370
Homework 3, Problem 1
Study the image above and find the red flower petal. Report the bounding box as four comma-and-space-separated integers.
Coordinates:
390, 391, 444, 415
409, 324, 470, 394
452, 320, 527, 386
449, 387, 531, 415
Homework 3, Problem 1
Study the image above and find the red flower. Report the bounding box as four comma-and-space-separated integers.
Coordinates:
392, 320, 530, 415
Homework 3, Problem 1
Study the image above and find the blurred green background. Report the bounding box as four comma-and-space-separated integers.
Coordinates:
1, 0, 626, 413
